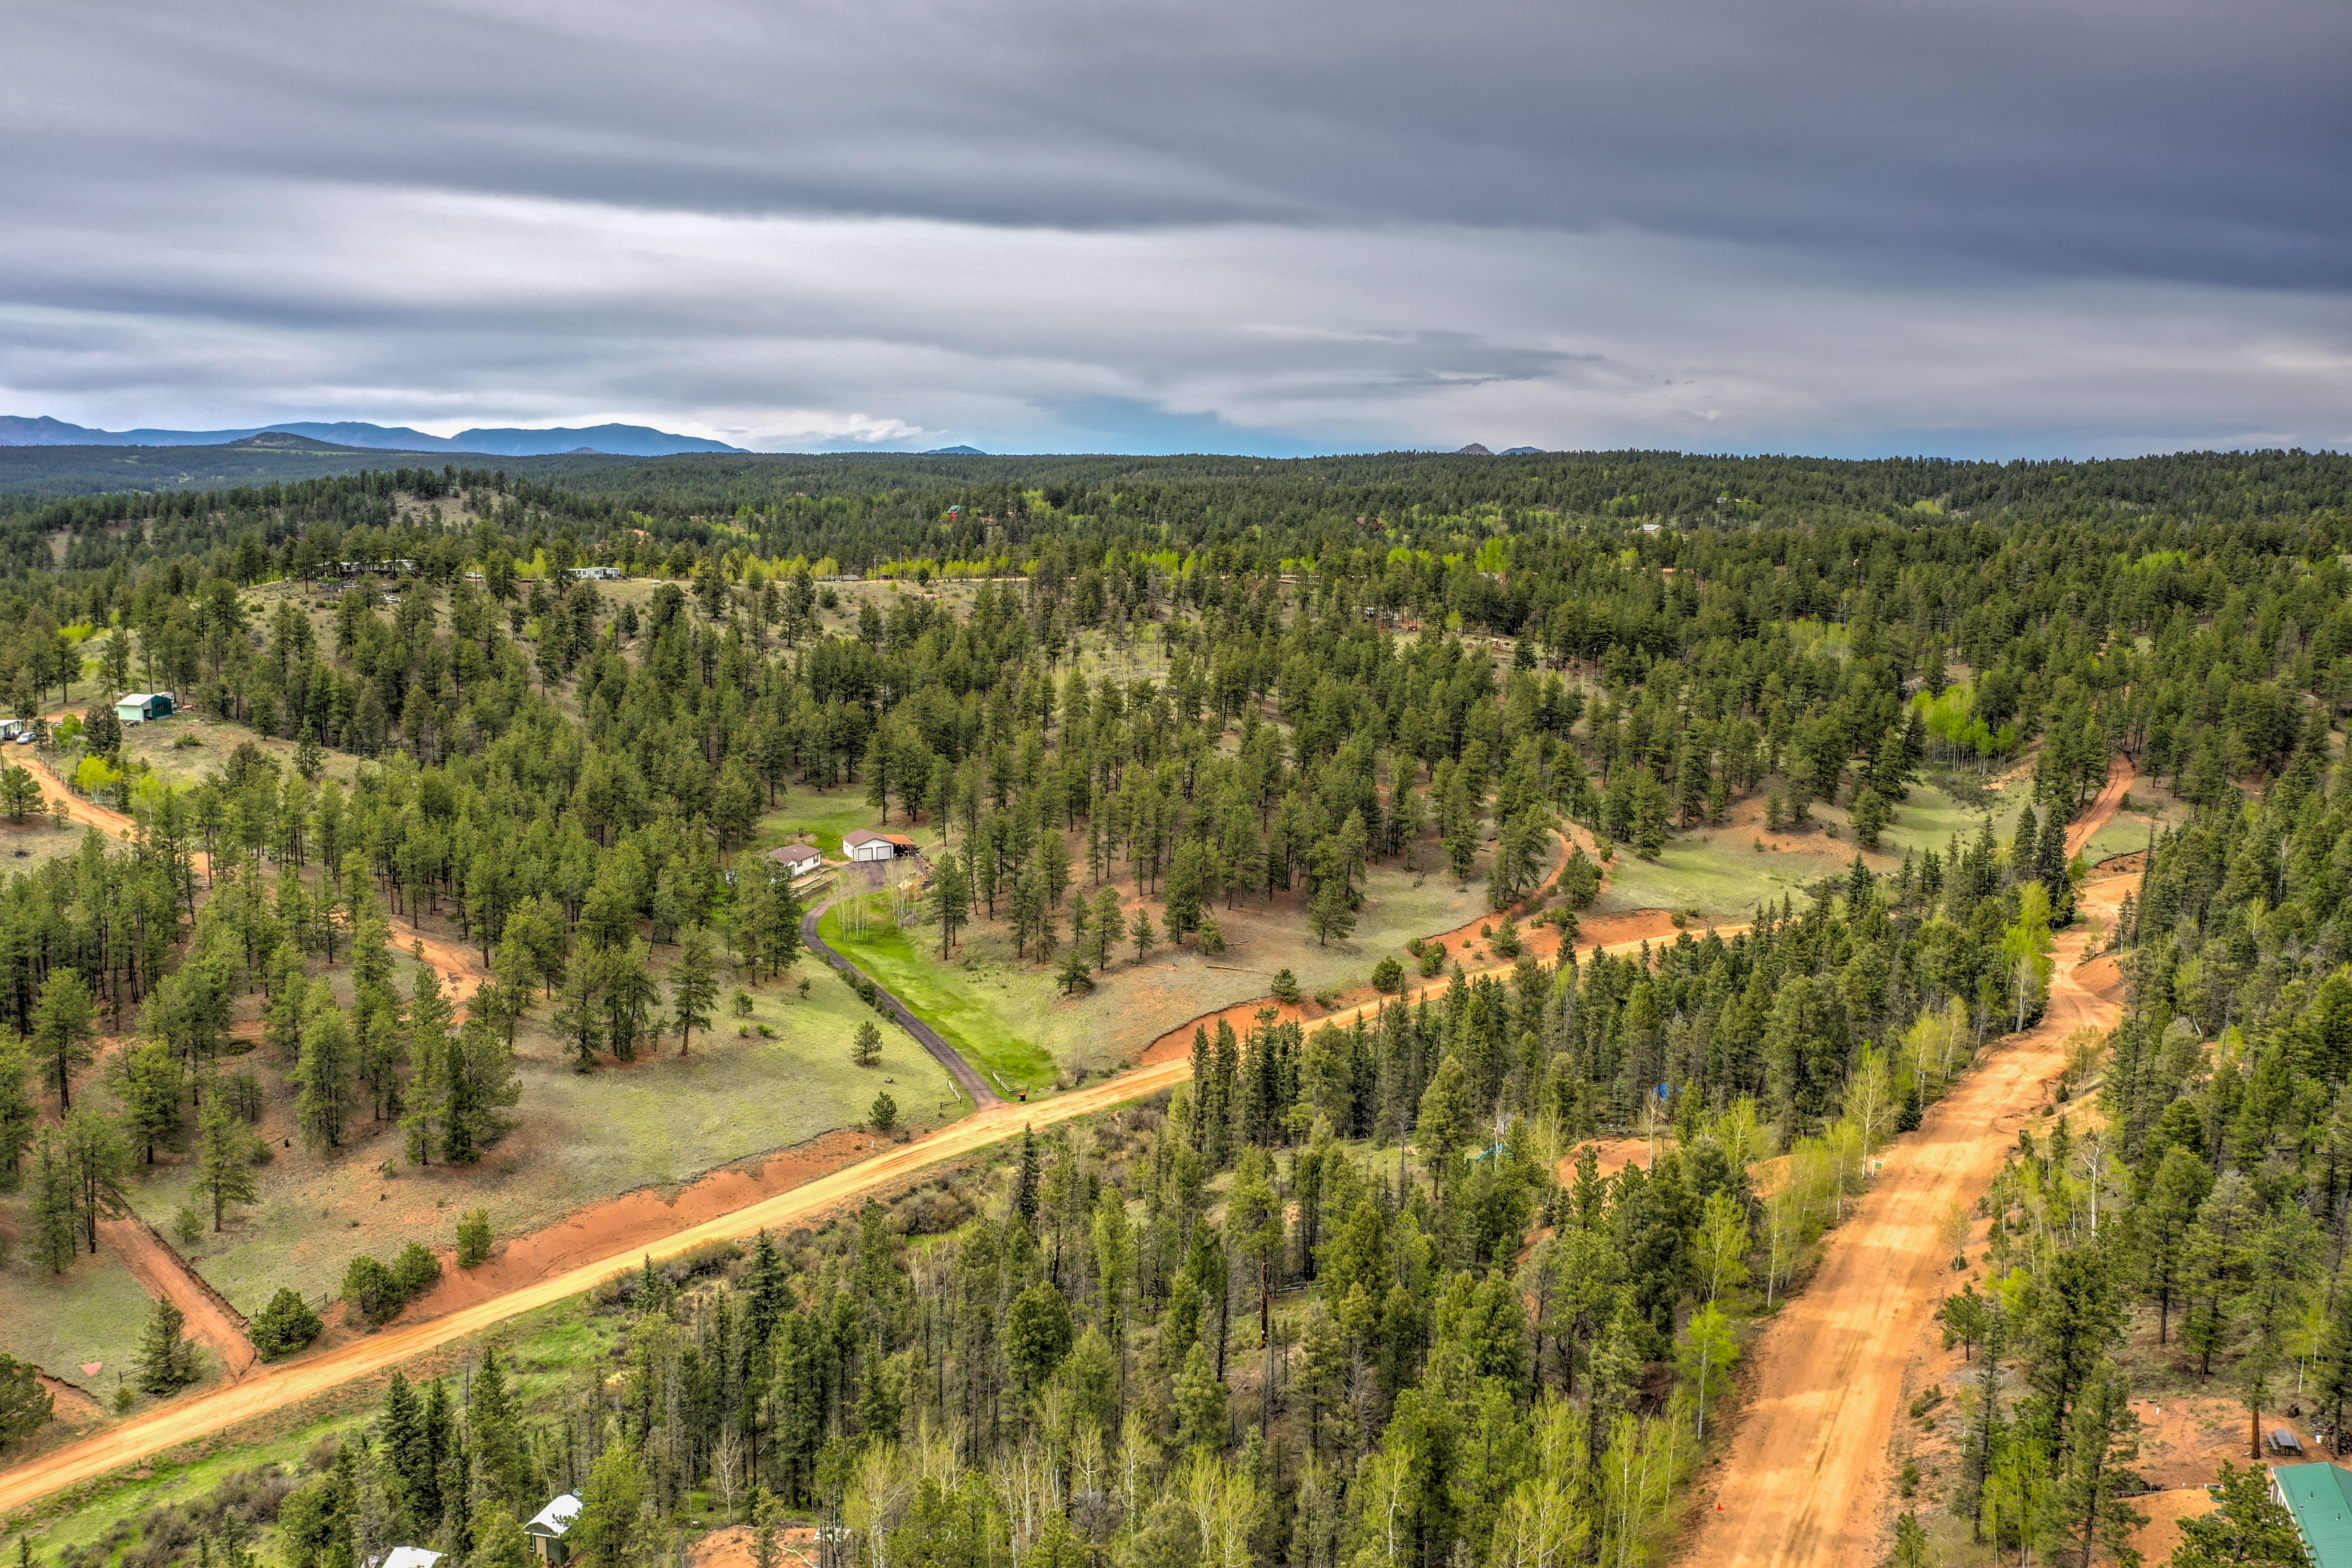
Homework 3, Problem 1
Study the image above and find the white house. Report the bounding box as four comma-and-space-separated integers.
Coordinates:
525, 1494, 583, 1565
769, 843, 824, 877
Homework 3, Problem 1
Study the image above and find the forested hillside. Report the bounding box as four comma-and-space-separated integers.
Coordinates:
0, 452, 2347, 1568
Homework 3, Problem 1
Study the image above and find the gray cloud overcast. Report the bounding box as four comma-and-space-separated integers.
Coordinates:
2, 0, 2347, 454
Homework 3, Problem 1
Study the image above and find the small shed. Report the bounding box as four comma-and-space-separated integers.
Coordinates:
2273, 1463, 2352, 1568
525, 1493, 584, 1565
769, 844, 824, 878
114, 693, 173, 724
844, 830, 896, 864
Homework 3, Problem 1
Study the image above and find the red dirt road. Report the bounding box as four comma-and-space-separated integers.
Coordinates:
0, 1060, 1190, 1517
1679, 760, 2138, 1568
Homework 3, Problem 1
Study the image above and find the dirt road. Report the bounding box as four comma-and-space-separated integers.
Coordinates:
0, 1059, 1187, 1516
1679, 759, 2138, 1568
97, 1218, 258, 1383
22, 749, 141, 844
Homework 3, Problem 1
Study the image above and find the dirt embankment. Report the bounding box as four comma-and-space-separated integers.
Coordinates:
398, 1129, 880, 1319
1677, 757, 2139, 1568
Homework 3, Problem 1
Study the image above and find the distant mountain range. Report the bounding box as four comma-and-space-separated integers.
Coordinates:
1453, 443, 1550, 456
0, 414, 744, 456
922, 445, 987, 456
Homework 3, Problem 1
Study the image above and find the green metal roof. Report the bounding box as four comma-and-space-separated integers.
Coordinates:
2275, 1463, 2352, 1568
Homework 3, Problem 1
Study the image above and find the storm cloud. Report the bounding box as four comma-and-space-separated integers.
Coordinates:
4, 0, 2348, 454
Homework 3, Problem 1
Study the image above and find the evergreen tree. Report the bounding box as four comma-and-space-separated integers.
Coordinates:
31, 970, 98, 1111
135, 1295, 200, 1395
196, 1089, 258, 1230
29, 1128, 76, 1274
669, 926, 719, 1054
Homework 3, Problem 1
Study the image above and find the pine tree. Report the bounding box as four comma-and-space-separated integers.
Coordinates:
669, 927, 719, 1054
1015, 1128, 1041, 1228
196, 1090, 258, 1231
402, 966, 456, 1164
31, 970, 98, 1112
294, 982, 359, 1150
928, 853, 971, 957
30, 1129, 76, 1273
135, 1295, 200, 1394
0, 1037, 33, 1189
105, 1040, 181, 1165
62, 1106, 130, 1255
468, 1347, 529, 1507
0, 1351, 55, 1448
852, 1020, 882, 1068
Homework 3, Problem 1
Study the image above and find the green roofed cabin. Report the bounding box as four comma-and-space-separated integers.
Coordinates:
113, 692, 173, 724
2272, 1462, 2352, 1567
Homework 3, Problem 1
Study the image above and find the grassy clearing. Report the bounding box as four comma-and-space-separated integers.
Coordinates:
0, 813, 89, 869
120, 953, 956, 1314
821, 903, 1060, 1095
1878, 781, 2021, 854
827, 853, 1495, 1086
1595, 835, 1848, 921
1593, 780, 2026, 925
0, 1241, 157, 1398
756, 790, 936, 860
2083, 782, 2182, 862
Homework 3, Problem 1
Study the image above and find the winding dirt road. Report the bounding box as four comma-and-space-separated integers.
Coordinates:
1679, 761, 2139, 1568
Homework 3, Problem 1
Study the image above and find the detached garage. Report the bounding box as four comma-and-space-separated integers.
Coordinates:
844, 830, 919, 863
114, 692, 174, 724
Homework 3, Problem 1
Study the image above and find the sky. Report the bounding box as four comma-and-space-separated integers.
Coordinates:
3, 0, 2349, 458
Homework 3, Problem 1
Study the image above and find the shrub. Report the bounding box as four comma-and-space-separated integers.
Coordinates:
1270, 968, 1301, 1005
393, 1241, 443, 1299
172, 1206, 205, 1247
1418, 945, 1447, 978
341, 1255, 404, 1324
1405, 936, 1426, 957
1196, 915, 1226, 955
249, 1288, 324, 1357
870, 1090, 898, 1133
1556, 849, 1602, 907
732, 991, 755, 1016
1490, 916, 1522, 957
1371, 957, 1405, 992
456, 1208, 493, 1268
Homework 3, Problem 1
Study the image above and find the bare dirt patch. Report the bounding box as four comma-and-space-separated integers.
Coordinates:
686, 1523, 821, 1568
2131, 1487, 2218, 1565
